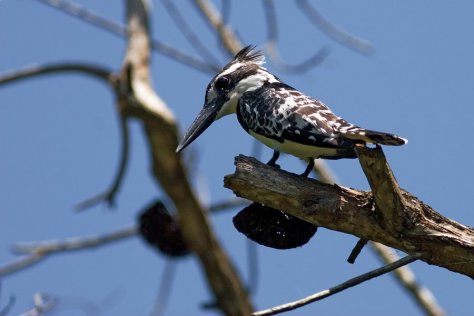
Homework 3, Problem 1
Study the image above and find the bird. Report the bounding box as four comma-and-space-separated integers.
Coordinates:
176, 45, 407, 176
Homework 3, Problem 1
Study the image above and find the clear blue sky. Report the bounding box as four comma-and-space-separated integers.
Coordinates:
1, 1, 473, 315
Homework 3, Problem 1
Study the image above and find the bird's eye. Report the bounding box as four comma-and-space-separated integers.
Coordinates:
215, 76, 230, 91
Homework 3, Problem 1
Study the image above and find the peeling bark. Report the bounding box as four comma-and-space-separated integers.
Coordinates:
224, 152, 474, 279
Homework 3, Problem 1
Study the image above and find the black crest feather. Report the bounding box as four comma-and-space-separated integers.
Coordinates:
233, 45, 265, 65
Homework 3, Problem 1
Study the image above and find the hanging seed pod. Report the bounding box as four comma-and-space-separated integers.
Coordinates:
139, 200, 190, 257
233, 202, 317, 249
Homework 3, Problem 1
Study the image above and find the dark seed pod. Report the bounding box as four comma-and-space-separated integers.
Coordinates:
233, 202, 317, 249
138, 200, 191, 257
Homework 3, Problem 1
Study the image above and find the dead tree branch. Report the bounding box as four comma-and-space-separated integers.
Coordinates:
0, 63, 113, 86
295, 0, 374, 55
307, 150, 446, 316
35, 0, 218, 73
160, 0, 220, 65
252, 253, 421, 316
121, 0, 253, 314
224, 153, 474, 278
0, 225, 137, 278
262, 0, 329, 74
192, 0, 242, 55
75, 115, 130, 210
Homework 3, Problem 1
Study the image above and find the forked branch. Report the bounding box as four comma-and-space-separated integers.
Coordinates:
224, 151, 474, 278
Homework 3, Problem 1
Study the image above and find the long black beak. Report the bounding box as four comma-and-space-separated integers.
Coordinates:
176, 101, 219, 153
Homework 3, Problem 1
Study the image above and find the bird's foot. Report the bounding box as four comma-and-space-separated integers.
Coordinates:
266, 151, 281, 169
300, 158, 315, 177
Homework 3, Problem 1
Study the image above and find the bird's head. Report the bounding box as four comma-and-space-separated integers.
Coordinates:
176, 45, 278, 152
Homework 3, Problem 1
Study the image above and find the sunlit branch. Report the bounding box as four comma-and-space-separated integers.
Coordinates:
192, 0, 242, 55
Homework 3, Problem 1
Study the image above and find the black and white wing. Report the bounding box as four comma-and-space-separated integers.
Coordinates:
236, 82, 357, 159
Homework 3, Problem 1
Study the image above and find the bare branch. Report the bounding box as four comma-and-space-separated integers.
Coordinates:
308, 157, 445, 315
35, 0, 218, 73
296, 0, 374, 56
12, 225, 138, 255
0, 63, 113, 87
347, 238, 368, 264
208, 197, 249, 214
371, 242, 446, 316
192, 0, 242, 55
160, 0, 220, 65
0, 193, 237, 278
312, 159, 337, 184
151, 261, 176, 316
75, 115, 130, 211
122, 1, 253, 314
0, 225, 137, 278
252, 253, 421, 316
262, 0, 329, 74
224, 154, 474, 278
0, 284, 15, 316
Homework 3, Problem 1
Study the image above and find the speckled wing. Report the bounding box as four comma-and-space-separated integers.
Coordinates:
236, 82, 357, 156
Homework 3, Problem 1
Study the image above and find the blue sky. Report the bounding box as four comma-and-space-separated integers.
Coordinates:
1, 1, 473, 315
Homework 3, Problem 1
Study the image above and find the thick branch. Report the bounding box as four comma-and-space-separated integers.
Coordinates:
224, 155, 474, 278
122, 1, 253, 314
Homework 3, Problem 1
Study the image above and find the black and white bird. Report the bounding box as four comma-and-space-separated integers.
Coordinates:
177, 46, 407, 176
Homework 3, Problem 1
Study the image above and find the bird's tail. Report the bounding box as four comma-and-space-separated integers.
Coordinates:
342, 128, 408, 146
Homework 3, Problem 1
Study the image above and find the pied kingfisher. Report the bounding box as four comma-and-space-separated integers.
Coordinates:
177, 46, 407, 176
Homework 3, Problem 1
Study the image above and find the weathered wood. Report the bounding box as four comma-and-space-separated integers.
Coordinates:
122, 1, 253, 314
224, 153, 474, 278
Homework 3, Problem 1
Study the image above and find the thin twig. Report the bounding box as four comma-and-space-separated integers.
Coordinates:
252, 253, 422, 316
371, 243, 446, 316
0, 196, 244, 279
75, 115, 130, 211
34, 0, 218, 73
19, 292, 57, 316
296, 0, 374, 56
246, 239, 259, 294
347, 238, 368, 264
208, 198, 249, 214
192, 0, 242, 55
0, 283, 15, 316
0, 63, 113, 87
262, 0, 329, 74
151, 261, 177, 316
160, 0, 220, 65
0, 225, 137, 278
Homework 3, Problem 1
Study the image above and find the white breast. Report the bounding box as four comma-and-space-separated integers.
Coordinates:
249, 130, 341, 159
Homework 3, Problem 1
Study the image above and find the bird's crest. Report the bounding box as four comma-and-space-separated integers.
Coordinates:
226, 46, 266, 69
